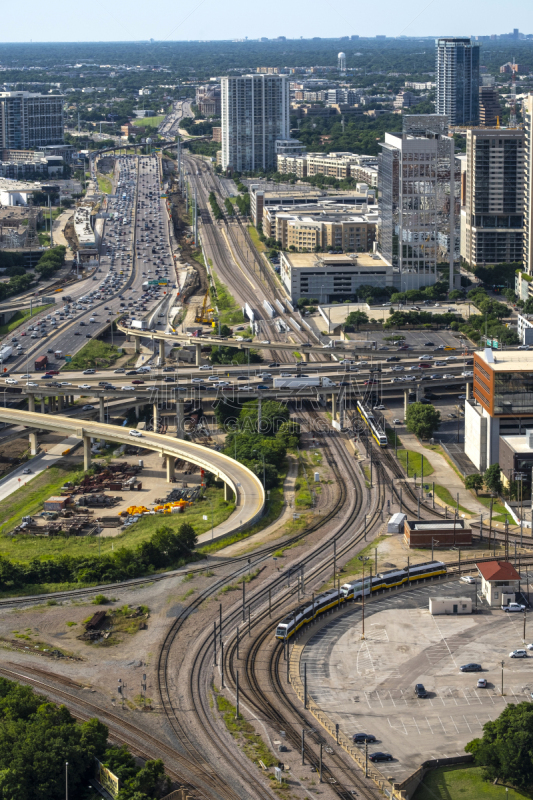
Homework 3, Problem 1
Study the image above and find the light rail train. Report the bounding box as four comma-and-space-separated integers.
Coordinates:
275, 560, 446, 640
357, 400, 387, 447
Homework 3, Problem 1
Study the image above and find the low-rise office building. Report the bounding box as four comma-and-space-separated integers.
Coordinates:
274, 210, 377, 252
279, 251, 393, 302
403, 518, 472, 548
477, 560, 521, 607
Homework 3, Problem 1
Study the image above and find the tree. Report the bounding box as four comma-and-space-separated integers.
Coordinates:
484, 463, 503, 496
344, 310, 369, 330
405, 403, 441, 439
465, 702, 533, 789
449, 289, 464, 301
465, 473, 484, 495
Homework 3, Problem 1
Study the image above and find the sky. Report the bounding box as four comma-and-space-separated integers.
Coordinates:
1, 0, 533, 43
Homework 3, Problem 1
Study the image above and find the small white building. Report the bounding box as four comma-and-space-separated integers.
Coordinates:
476, 560, 521, 607
429, 597, 472, 615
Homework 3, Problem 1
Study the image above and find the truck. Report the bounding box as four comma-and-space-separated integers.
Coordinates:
131, 319, 148, 331
35, 355, 48, 371
54, 350, 63, 359
273, 376, 336, 389
0, 346, 13, 362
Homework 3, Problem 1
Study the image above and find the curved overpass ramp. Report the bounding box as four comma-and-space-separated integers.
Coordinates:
0, 409, 265, 538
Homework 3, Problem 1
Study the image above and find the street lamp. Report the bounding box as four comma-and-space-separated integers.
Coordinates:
431, 538, 439, 562
358, 555, 371, 639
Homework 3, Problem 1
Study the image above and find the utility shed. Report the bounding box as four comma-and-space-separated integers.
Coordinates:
388, 512, 406, 534
429, 597, 472, 615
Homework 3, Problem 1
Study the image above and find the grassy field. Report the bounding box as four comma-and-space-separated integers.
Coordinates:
434, 484, 471, 516
247, 225, 266, 253
97, 174, 112, 194
476, 494, 511, 524
397, 449, 434, 478
211, 270, 245, 325
0, 305, 51, 336
413, 766, 531, 800
0, 483, 233, 563
63, 340, 121, 371
132, 115, 165, 127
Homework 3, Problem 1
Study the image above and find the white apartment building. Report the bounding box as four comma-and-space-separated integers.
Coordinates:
524, 95, 533, 275
221, 74, 290, 172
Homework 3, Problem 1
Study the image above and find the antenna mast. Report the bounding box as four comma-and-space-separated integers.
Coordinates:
510, 62, 517, 127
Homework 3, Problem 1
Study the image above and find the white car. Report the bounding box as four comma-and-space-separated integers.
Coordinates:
199, 365, 212, 371
392, 418, 403, 425
462, 371, 474, 377
517, 345, 530, 350
191, 378, 204, 384
129, 429, 143, 438
460, 575, 476, 584
5, 378, 17, 385
373, 404, 386, 410
509, 649, 528, 658
121, 386, 135, 391
78, 384, 92, 390
27, 382, 38, 387
208, 375, 221, 382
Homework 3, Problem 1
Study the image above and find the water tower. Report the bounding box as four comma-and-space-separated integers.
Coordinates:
338, 52, 346, 72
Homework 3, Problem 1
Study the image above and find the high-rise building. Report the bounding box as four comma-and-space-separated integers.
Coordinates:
436, 38, 480, 125
460, 128, 524, 267
0, 91, 64, 150
221, 75, 289, 172
479, 86, 502, 126
523, 96, 533, 274
379, 116, 456, 289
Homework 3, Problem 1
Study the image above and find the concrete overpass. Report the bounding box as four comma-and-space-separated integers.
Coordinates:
0, 408, 265, 535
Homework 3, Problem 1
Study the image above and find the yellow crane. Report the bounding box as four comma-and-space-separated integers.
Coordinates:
194, 290, 214, 325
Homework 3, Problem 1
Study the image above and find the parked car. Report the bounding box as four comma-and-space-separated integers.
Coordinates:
505, 602, 526, 613
460, 576, 476, 584
510, 649, 528, 658
368, 752, 393, 763
415, 683, 428, 698
353, 733, 377, 744
460, 663, 482, 672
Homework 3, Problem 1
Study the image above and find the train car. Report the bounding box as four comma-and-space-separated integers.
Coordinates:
341, 560, 447, 601
275, 587, 341, 640
357, 400, 387, 447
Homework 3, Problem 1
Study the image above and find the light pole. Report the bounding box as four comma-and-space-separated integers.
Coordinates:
501, 659, 505, 697
359, 555, 370, 639
431, 538, 439, 562
65, 761, 68, 800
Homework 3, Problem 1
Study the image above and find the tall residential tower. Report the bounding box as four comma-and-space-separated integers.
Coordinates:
436, 38, 480, 125
221, 75, 290, 172
0, 91, 64, 150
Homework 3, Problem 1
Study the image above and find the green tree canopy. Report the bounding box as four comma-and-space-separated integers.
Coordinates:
465, 474, 484, 495
405, 403, 441, 439
484, 463, 503, 496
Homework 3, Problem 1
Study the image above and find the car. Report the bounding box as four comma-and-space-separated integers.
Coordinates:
393, 418, 403, 425
114, 368, 125, 374
82, 404, 95, 411
415, 683, 428, 698
518, 345, 530, 350
510, 649, 528, 658
268, 363, 280, 368
27, 382, 38, 387
373, 404, 386, 410
477, 678, 488, 688
131, 380, 145, 385
505, 602, 526, 612
460, 575, 476, 584
208, 375, 221, 382
74, 331, 81, 336
460, 663, 482, 672
5, 378, 17, 385
423, 342, 435, 347
368, 752, 393, 763
199, 365, 212, 371
85, 334, 91, 338
191, 378, 204, 384
78, 384, 92, 390
164, 377, 175, 383
22, 468, 32, 475
379, 346, 389, 350
129, 430, 143, 438
353, 733, 377, 744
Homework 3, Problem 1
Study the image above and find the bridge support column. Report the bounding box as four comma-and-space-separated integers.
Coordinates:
70, 395, 75, 406
159, 339, 165, 366
29, 432, 38, 456
134, 336, 140, 354
28, 395, 35, 413
301, 351, 309, 362
224, 482, 233, 502
404, 389, 409, 419
331, 393, 337, 421
153, 403, 159, 432
166, 455, 175, 482
176, 399, 185, 439
99, 397, 105, 424
195, 343, 202, 366
83, 436, 91, 472
57, 395, 63, 412
40, 398, 45, 414
466, 382, 471, 400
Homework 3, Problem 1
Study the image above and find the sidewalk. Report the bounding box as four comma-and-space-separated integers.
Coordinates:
399, 430, 488, 516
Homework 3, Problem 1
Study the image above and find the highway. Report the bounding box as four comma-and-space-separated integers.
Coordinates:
0, 407, 265, 533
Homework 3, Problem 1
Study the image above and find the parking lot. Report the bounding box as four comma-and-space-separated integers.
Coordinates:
302, 582, 533, 780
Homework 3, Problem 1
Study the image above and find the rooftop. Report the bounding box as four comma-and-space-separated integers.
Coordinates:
476, 560, 521, 581
281, 252, 390, 270
475, 348, 533, 372
407, 520, 470, 531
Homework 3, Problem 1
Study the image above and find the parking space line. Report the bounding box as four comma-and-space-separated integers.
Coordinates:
462, 714, 473, 733
388, 717, 408, 735
425, 716, 435, 734
411, 716, 422, 734
437, 715, 447, 734
449, 715, 460, 733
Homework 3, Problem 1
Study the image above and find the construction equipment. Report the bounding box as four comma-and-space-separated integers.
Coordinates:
194, 290, 214, 325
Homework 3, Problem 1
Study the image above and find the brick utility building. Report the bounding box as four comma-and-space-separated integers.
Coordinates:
403, 518, 472, 549
476, 560, 521, 607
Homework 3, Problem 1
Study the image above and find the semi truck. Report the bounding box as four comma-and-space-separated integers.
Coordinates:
131, 320, 148, 331
0, 346, 13, 362
273, 376, 336, 389
35, 355, 48, 371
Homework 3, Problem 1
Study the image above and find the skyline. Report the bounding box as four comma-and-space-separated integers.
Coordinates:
2, 0, 533, 45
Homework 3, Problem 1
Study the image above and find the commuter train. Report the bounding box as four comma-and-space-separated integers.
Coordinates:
275, 560, 446, 640
357, 401, 388, 447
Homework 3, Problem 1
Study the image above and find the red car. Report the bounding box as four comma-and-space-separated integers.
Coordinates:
131, 380, 145, 385
364, 380, 377, 386
419, 363, 431, 369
